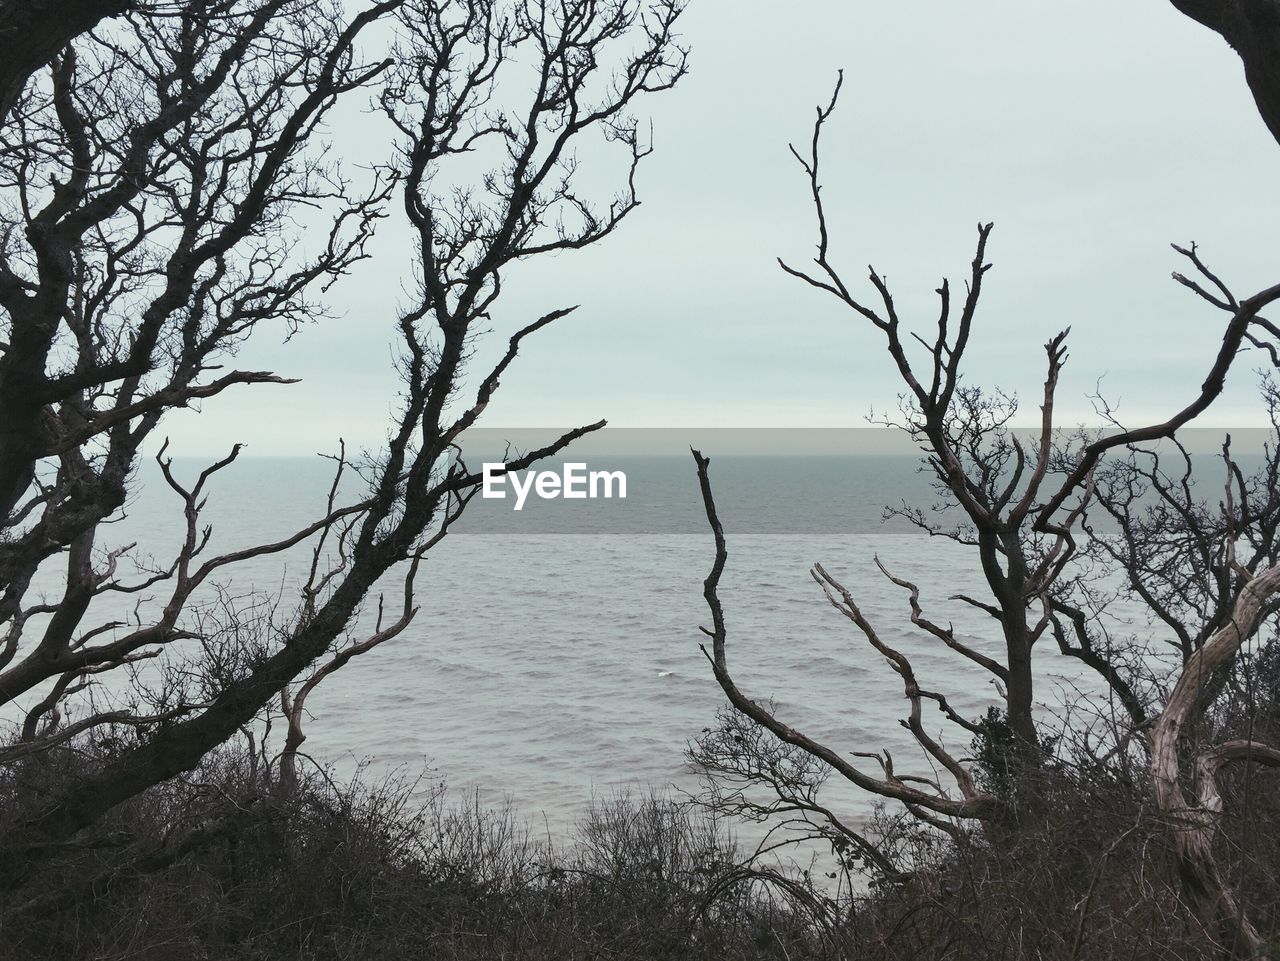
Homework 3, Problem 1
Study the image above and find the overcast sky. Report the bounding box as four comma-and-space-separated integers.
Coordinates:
166, 0, 1280, 457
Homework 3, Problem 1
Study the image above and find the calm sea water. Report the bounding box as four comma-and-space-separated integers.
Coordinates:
18, 451, 1165, 837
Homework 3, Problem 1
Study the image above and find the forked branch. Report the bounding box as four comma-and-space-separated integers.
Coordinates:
693, 449, 998, 822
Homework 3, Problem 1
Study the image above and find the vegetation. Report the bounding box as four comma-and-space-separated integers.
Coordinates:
2, 743, 829, 961
684, 9, 1280, 959
4, 1, 1280, 960
5, 712, 1280, 960
0, 0, 684, 871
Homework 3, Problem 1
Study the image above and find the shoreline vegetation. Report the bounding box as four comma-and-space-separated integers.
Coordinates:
4, 705, 1276, 960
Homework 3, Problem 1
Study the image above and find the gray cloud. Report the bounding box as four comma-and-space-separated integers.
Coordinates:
165, 0, 1280, 457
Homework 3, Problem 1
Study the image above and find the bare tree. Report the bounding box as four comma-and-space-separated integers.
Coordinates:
0, 0, 687, 879
1066, 412, 1280, 955
1079, 376, 1280, 955
689, 72, 1280, 882
1143, 447, 1280, 956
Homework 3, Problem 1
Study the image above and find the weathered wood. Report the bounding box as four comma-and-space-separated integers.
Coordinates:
1149, 564, 1280, 957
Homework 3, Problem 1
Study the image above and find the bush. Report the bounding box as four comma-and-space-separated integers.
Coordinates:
3, 726, 1278, 959
0, 741, 829, 960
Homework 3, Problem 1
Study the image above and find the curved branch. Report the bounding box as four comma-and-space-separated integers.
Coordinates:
693, 449, 998, 821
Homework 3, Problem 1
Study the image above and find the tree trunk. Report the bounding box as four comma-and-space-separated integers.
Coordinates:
1149, 564, 1280, 957
1170, 0, 1280, 148
0, 0, 131, 123
1004, 635, 1038, 745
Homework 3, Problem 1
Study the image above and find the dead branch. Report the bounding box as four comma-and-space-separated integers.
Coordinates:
693, 448, 998, 823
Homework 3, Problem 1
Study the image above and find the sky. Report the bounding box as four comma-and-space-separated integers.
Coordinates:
164, 0, 1280, 457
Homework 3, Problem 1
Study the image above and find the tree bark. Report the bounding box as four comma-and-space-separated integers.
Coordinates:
1149, 564, 1280, 957
1170, 0, 1280, 147
0, 0, 131, 123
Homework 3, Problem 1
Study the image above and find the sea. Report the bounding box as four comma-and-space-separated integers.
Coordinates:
16, 429, 1238, 843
